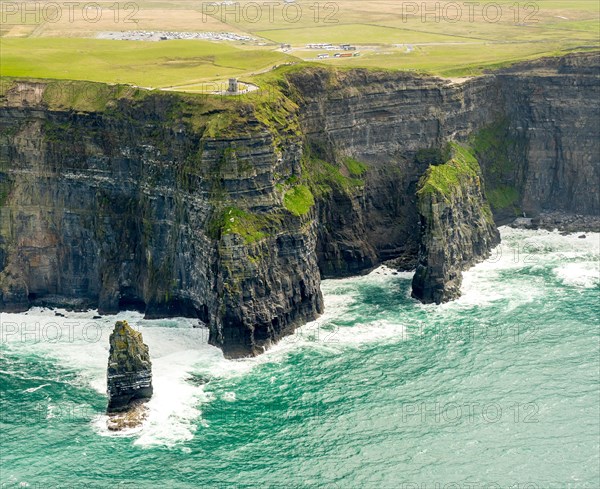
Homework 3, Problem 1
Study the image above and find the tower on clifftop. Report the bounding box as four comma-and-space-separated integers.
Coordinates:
228, 78, 238, 93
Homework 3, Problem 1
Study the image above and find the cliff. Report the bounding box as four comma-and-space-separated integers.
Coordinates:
0, 80, 323, 358
0, 52, 598, 356
285, 67, 503, 276
411, 143, 500, 304
493, 55, 600, 216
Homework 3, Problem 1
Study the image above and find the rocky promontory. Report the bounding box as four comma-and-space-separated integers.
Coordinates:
412, 143, 500, 304
106, 320, 153, 421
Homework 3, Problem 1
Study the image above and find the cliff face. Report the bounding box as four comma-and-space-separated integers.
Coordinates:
286, 69, 504, 276
0, 52, 598, 356
0, 81, 323, 358
494, 55, 600, 216
411, 144, 500, 304
283, 53, 598, 301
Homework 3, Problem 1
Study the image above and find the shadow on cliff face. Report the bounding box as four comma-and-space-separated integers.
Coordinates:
118, 295, 147, 314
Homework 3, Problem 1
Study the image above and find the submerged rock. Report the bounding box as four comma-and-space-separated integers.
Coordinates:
106, 400, 149, 431
106, 320, 153, 414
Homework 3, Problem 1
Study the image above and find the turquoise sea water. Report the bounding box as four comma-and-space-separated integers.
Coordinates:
1, 228, 599, 488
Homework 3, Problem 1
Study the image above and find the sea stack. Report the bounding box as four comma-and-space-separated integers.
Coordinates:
411, 143, 500, 304
106, 320, 153, 428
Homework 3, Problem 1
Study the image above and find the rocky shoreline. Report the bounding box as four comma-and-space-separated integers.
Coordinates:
509, 212, 600, 234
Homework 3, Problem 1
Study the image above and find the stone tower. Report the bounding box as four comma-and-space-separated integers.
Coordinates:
228, 78, 238, 93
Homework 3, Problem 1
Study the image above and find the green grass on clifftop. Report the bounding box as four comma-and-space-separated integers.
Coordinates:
0, 38, 293, 88
2, 0, 597, 82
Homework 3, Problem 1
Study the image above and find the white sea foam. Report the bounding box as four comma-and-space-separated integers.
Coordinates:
186, 267, 413, 380
1, 309, 220, 448
321, 265, 412, 290
222, 391, 236, 402
459, 227, 600, 306
554, 262, 600, 288
23, 383, 50, 393
269, 318, 409, 356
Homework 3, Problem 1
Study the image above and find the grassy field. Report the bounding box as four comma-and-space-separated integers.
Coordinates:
309, 41, 596, 76
0, 0, 598, 87
0, 38, 292, 88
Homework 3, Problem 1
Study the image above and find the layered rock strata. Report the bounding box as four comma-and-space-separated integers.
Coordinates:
107, 320, 153, 413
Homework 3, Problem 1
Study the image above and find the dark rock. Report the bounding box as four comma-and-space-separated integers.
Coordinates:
535, 212, 600, 233
106, 320, 153, 414
579, 235, 586, 239
411, 144, 500, 304
510, 217, 534, 229
384, 256, 418, 272
29, 295, 93, 312
0, 266, 29, 313
186, 373, 211, 386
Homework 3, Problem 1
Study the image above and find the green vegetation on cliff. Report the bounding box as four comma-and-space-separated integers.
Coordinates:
417, 142, 496, 225
43, 80, 144, 112
469, 118, 523, 216
417, 142, 479, 198
284, 185, 315, 216
1, 73, 304, 149
208, 207, 273, 244
470, 118, 516, 175
0, 77, 148, 113
414, 148, 449, 167
302, 152, 368, 199
486, 186, 520, 212
343, 157, 368, 177
252, 92, 302, 150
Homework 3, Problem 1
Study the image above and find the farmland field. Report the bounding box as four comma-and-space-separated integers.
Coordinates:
0, 0, 598, 87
